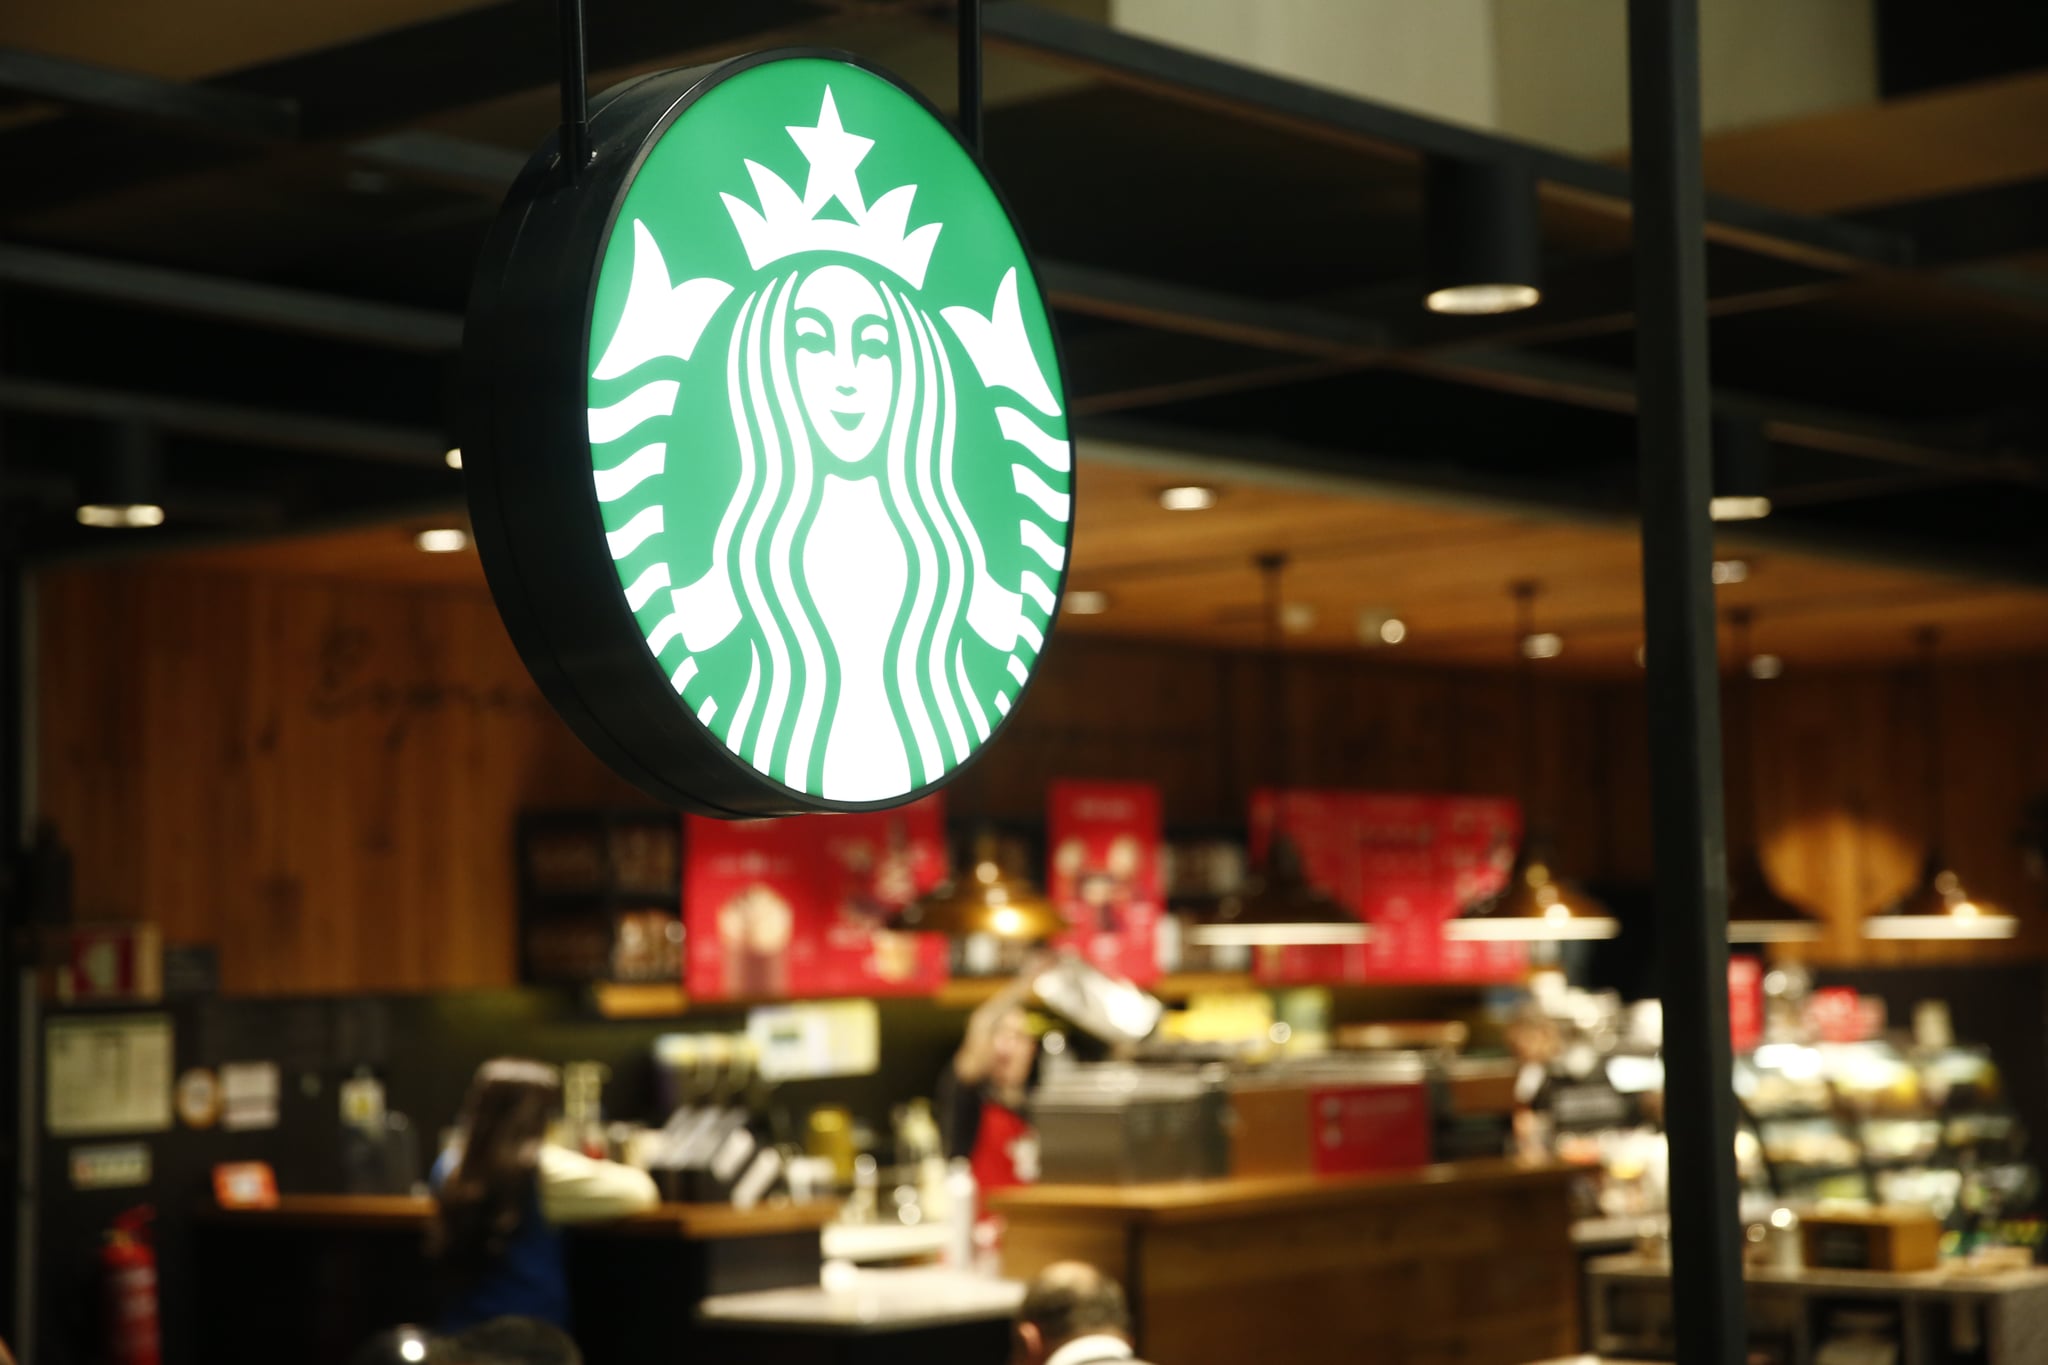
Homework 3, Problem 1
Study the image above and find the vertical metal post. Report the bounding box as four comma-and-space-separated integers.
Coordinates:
557, 0, 590, 183
1627, 2, 1746, 1362
957, 0, 983, 155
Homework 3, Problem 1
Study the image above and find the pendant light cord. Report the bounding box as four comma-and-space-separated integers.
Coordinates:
1258, 553, 1288, 793
1511, 581, 1538, 827
957, 0, 983, 155
1918, 625, 1945, 855
1729, 608, 1761, 848
556, 0, 589, 184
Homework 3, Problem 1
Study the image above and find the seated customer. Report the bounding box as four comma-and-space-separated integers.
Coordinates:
1017, 1262, 1154, 1365
430, 1059, 658, 1333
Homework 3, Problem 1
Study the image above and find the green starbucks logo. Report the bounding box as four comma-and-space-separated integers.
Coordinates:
584, 61, 1071, 803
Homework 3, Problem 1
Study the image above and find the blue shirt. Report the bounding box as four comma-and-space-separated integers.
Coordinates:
432, 1148, 571, 1332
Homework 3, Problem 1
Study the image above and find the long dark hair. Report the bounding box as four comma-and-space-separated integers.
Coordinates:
431, 1058, 561, 1281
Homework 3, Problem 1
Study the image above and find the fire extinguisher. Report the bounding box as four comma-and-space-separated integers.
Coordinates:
102, 1205, 161, 1365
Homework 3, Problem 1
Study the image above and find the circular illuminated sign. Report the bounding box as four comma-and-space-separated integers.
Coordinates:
464, 54, 1073, 816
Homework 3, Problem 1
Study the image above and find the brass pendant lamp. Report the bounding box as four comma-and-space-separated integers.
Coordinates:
1188, 553, 1371, 948
888, 829, 1068, 941
1724, 609, 1822, 943
1863, 627, 2016, 941
1445, 582, 1618, 942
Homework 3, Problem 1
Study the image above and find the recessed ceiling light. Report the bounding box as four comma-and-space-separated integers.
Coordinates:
1709, 495, 1771, 522
1358, 610, 1406, 646
445, 447, 464, 470
1748, 653, 1784, 680
1425, 283, 1541, 316
1281, 602, 1317, 633
1158, 485, 1217, 512
1712, 558, 1749, 584
415, 527, 470, 553
1064, 590, 1110, 616
1520, 632, 1563, 660
76, 503, 165, 529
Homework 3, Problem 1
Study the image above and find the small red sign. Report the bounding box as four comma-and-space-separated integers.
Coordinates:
1728, 955, 1764, 1054
212, 1162, 278, 1210
1306, 1084, 1433, 1174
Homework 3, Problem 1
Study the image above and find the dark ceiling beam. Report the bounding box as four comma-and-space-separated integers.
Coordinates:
1399, 251, 1845, 354
347, 131, 527, 197
22, 491, 462, 566
0, 0, 835, 214
1041, 260, 1392, 361
0, 243, 463, 351
0, 47, 298, 140
0, 377, 446, 465
981, 1, 1912, 273
1848, 174, 2048, 268
1399, 346, 2048, 487
1078, 418, 2048, 590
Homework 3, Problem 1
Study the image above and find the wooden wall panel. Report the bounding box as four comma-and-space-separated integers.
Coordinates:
35, 563, 2048, 995
37, 566, 645, 996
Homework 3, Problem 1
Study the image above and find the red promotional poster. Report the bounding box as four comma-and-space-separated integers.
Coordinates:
1728, 956, 1764, 1054
1047, 781, 1164, 984
1248, 789, 1526, 985
1394, 794, 1526, 986
684, 797, 950, 1000
1248, 789, 1369, 985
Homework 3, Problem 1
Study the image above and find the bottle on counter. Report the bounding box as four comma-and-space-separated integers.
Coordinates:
943, 1157, 978, 1269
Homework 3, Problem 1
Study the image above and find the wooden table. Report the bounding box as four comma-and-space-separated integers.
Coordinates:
194, 1195, 836, 1365
990, 1159, 1581, 1365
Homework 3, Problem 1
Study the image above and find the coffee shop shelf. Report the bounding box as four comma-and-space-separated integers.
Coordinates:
989, 1159, 1580, 1365
197, 1193, 838, 1239
935, 972, 1263, 1009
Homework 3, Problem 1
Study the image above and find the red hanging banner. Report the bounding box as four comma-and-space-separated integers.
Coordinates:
684, 796, 951, 1000
1047, 780, 1164, 984
1249, 789, 1527, 985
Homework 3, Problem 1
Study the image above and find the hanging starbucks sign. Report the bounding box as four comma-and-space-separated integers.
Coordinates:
464, 53, 1073, 816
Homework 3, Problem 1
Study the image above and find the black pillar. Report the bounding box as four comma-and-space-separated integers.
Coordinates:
1627, 1, 1747, 1362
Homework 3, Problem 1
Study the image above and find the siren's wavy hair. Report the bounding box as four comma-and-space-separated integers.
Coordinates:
712, 264, 995, 791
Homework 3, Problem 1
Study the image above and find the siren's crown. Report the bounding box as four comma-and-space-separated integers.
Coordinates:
721, 87, 942, 290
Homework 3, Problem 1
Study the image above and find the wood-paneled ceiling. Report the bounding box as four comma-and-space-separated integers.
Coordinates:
157, 449, 2048, 677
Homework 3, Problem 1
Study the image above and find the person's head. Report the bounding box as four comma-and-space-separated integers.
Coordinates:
437, 1316, 580, 1365
431, 1060, 562, 1278
988, 1005, 1039, 1096
1016, 1261, 1131, 1365
458, 1058, 561, 1169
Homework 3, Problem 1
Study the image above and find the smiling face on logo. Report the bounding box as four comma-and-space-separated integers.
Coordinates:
792, 265, 894, 463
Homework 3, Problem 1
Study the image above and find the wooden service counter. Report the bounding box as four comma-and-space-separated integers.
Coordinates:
989, 1159, 1579, 1365
194, 1195, 836, 1365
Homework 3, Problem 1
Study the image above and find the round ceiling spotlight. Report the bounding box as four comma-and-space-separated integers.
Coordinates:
1712, 558, 1750, 584
1064, 589, 1110, 616
1158, 485, 1217, 512
445, 447, 464, 470
1747, 653, 1784, 680
1711, 417, 1772, 521
1520, 631, 1563, 661
1424, 158, 1542, 316
415, 527, 471, 553
76, 421, 167, 531
1357, 609, 1407, 647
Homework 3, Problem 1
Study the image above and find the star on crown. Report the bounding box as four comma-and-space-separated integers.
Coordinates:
720, 88, 943, 290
